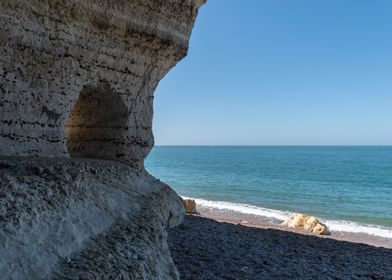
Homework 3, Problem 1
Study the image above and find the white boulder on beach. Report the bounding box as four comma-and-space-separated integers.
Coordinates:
282, 213, 330, 235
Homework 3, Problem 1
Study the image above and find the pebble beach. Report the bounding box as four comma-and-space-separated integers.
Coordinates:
169, 215, 392, 280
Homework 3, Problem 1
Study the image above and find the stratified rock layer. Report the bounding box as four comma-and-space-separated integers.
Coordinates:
0, 0, 205, 279
0, 0, 204, 168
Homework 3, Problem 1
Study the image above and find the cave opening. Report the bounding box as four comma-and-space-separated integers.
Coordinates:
66, 80, 129, 160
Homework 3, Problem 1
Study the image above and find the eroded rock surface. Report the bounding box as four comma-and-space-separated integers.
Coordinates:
0, 0, 205, 279
0, 0, 204, 168
183, 198, 197, 214
0, 158, 185, 279
282, 213, 330, 235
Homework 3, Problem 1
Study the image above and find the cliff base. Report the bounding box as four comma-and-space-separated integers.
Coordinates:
0, 157, 184, 280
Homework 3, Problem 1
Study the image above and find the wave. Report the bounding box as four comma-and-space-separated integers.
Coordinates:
184, 197, 292, 221
183, 196, 392, 239
325, 220, 392, 239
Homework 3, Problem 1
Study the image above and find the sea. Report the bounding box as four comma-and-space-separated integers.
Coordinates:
145, 146, 392, 240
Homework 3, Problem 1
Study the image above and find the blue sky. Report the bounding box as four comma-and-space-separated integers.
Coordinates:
153, 0, 392, 145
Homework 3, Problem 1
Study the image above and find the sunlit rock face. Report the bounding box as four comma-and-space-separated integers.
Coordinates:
0, 0, 205, 279
0, 0, 204, 168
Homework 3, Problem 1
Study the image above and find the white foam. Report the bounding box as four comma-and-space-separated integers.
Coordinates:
183, 196, 392, 239
324, 220, 392, 239
183, 196, 292, 222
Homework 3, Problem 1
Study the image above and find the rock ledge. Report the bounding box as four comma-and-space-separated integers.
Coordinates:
0, 158, 185, 279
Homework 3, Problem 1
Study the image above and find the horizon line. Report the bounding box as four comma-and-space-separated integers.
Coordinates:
154, 144, 392, 147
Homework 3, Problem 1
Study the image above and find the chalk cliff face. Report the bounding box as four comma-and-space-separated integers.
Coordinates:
0, 0, 204, 168
0, 0, 205, 279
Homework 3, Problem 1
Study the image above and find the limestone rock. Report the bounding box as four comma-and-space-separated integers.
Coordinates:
183, 199, 197, 214
0, 0, 205, 279
282, 214, 330, 235
0, 158, 186, 279
0, 0, 205, 169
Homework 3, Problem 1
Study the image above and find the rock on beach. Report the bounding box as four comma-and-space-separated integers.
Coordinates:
282, 213, 330, 235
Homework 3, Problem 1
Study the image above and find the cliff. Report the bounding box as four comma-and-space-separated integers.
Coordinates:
0, 0, 204, 168
0, 0, 204, 279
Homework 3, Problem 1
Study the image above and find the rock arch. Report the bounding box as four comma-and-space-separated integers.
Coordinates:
66, 80, 129, 161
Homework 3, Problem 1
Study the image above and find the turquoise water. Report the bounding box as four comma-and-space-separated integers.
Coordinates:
146, 146, 392, 237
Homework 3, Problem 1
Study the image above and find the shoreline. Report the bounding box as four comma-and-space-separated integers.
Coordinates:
193, 202, 392, 249
169, 215, 392, 279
